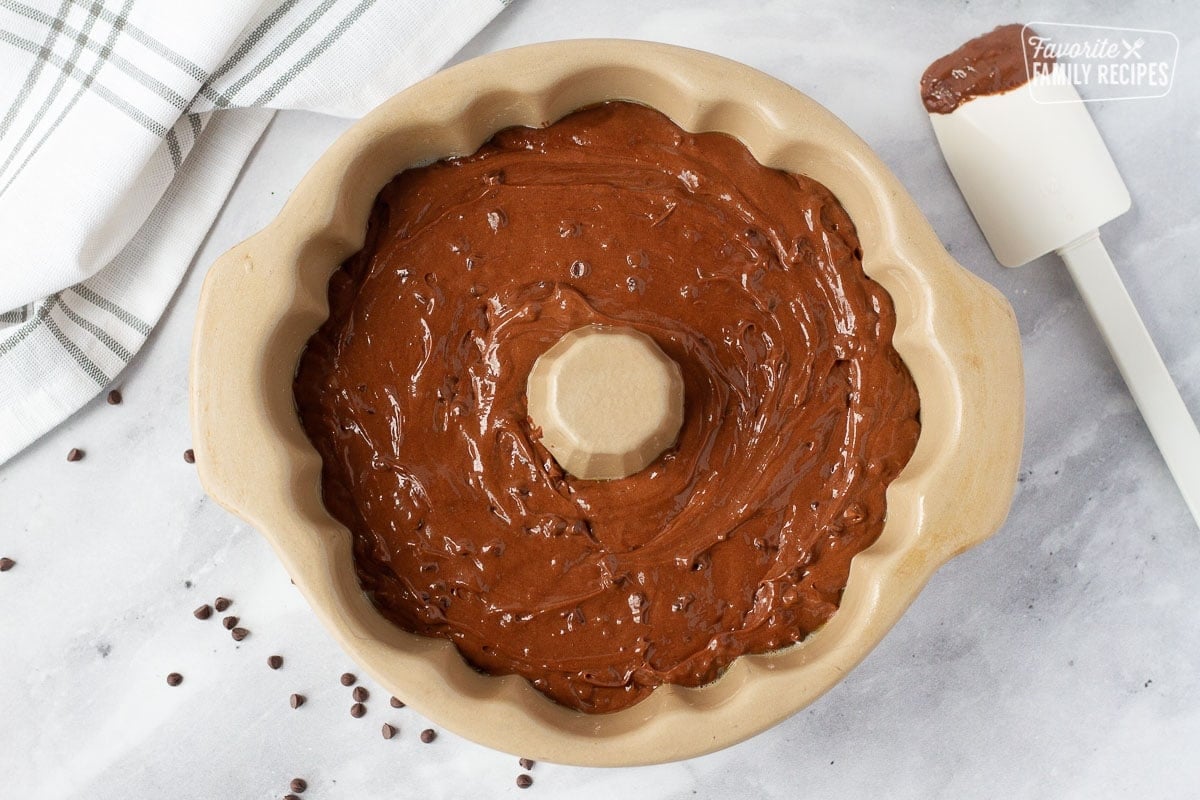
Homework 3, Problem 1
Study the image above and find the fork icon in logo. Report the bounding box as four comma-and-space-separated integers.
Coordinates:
1122, 37, 1146, 59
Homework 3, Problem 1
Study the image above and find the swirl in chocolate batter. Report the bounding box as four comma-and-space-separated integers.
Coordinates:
294, 102, 921, 713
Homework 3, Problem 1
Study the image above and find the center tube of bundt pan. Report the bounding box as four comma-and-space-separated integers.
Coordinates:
525, 325, 685, 480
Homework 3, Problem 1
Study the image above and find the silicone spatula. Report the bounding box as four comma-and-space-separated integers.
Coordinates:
926, 48, 1200, 528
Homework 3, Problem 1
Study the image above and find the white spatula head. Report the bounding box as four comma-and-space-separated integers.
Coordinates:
923, 24, 1131, 267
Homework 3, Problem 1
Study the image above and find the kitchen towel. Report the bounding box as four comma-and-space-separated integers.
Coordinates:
0, 0, 508, 465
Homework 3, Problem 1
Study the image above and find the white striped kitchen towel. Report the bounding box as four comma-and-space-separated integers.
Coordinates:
0, 0, 508, 465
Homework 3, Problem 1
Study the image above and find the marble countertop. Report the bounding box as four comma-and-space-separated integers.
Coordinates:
3, 1, 1198, 797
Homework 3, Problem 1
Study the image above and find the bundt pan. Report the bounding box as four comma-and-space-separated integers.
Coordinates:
190, 39, 1023, 766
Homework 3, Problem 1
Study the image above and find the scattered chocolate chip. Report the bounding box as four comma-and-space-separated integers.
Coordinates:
231, 627, 249, 641
67, 448, 84, 462
289, 778, 307, 793
290, 693, 305, 709
214, 597, 231, 612
519, 758, 535, 770
267, 655, 283, 670
106, 389, 122, 405
284, 795, 300, 800
516, 774, 533, 789
222, 615, 239, 630
0, 557, 15, 572
350, 702, 366, 718
381, 723, 396, 740
166, 672, 183, 686
389, 696, 405, 708
183, 448, 195, 464
339, 672, 356, 686
420, 728, 436, 743
352, 686, 368, 702
193, 604, 212, 620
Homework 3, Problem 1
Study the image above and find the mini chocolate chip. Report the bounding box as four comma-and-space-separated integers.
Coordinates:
289, 778, 307, 793
339, 672, 356, 686
106, 389, 122, 405
267, 655, 283, 670
519, 758, 535, 770
284, 795, 300, 800
222, 615, 239, 630
214, 597, 232, 612
352, 686, 368, 702
231, 627, 249, 641
420, 728, 436, 743
350, 702, 366, 718
166, 672, 183, 686
193, 604, 212, 620
183, 448, 195, 464
381, 723, 396, 740
290, 693, 305, 709
0, 557, 15, 572
516, 774, 533, 789
389, 696, 405, 708
67, 448, 84, 462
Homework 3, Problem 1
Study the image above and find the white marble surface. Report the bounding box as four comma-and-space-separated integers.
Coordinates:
3, 1, 1199, 797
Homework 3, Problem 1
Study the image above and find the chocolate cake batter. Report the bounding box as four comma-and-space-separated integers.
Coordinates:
294, 102, 921, 713
921, 23, 1054, 114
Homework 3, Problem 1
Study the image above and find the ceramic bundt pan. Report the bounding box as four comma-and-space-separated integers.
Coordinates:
190, 39, 1023, 766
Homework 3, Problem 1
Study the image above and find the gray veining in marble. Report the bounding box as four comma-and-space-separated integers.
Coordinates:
2, 1, 1198, 797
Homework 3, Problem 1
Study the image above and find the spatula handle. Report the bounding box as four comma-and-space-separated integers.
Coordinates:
1058, 231, 1200, 529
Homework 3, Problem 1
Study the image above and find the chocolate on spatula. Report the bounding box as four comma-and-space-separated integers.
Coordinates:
922, 24, 1200, 527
